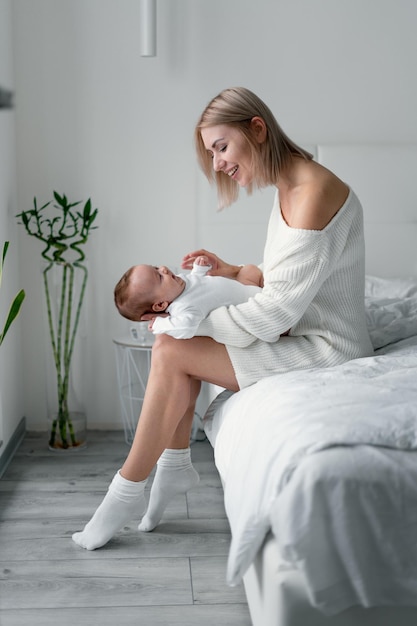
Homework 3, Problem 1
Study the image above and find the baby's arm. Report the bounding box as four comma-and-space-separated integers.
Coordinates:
236, 264, 264, 288
152, 311, 202, 339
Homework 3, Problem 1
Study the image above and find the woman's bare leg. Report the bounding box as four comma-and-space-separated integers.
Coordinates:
138, 376, 201, 531
120, 335, 238, 481
72, 335, 238, 549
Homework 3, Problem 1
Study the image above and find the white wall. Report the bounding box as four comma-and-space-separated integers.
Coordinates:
11, 0, 417, 431
0, 0, 24, 452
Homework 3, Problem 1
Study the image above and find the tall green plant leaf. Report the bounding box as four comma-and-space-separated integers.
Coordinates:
0, 289, 26, 346
0, 241, 9, 287
0, 241, 26, 346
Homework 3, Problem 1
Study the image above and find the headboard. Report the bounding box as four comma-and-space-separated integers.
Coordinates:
196, 144, 417, 279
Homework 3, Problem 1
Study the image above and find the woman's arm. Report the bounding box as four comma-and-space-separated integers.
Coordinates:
236, 264, 264, 287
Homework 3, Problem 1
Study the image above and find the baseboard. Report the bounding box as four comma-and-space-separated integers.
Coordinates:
0, 417, 26, 479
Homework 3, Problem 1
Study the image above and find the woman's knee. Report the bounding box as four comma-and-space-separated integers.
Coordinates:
151, 335, 183, 368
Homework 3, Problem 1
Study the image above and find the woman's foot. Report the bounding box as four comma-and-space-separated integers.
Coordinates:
138, 448, 200, 532
72, 471, 147, 550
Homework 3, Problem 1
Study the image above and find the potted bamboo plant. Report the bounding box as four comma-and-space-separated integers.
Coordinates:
0, 241, 25, 346
16, 192, 98, 450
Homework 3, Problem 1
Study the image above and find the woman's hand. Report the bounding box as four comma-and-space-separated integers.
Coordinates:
182, 249, 241, 279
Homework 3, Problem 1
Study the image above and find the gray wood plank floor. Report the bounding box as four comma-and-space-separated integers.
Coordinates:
0, 430, 252, 626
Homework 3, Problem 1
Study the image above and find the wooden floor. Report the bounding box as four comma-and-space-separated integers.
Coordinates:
0, 430, 252, 626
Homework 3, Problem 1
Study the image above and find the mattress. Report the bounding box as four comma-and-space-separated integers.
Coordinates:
203, 276, 417, 615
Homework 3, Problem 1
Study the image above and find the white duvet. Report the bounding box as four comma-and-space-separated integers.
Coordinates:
203, 277, 417, 615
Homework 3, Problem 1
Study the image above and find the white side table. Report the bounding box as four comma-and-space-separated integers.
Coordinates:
113, 336, 153, 444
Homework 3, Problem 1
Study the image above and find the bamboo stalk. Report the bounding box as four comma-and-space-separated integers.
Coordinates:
45, 261, 89, 448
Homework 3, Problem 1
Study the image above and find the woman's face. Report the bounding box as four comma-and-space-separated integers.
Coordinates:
201, 124, 254, 188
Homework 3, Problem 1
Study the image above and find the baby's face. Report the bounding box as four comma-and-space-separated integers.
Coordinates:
133, 265, 185, 307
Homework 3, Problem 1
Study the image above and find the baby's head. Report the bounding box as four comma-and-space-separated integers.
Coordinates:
114, 264, 185, 321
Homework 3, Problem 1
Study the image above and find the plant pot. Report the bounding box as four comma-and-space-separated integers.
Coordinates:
48, 410, 87, 451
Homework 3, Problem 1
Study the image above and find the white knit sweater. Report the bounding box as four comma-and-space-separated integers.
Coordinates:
197, 188, 374, 388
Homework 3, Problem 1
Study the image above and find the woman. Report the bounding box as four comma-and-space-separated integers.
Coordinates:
73, 87, 373, 550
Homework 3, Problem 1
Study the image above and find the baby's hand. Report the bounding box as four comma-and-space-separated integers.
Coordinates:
195, 255, 211, 267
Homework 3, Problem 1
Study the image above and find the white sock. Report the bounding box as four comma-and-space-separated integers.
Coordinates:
138, 448, 200, 532
72, 470, 147, 550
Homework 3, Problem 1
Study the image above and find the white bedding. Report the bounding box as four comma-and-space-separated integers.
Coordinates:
203, 277, 417, 615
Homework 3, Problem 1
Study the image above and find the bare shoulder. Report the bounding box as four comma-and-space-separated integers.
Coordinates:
283, 162, 350, 231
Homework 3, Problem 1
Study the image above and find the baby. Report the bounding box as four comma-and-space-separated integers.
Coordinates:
114, 256, 262, 339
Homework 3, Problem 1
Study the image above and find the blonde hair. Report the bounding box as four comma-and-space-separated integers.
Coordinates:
114, 267, 154, 322
195, 87, 313, 209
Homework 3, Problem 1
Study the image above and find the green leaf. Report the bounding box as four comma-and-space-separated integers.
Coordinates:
53, 191, 65, 206
16, 193, 99, 264
0, 289, 25, 346
1, 241, 9, 287
83, 198, 92, 216
2, 241, 9, 265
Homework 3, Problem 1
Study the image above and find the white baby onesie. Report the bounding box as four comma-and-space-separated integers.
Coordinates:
152, 263, 261, 339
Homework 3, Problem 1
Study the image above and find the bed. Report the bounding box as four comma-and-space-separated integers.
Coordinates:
202, 144, 417, 625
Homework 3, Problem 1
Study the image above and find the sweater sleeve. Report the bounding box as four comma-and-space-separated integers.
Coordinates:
196, 231, 335, 347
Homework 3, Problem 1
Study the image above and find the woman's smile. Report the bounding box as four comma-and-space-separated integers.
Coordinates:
227, 165, 239, 178
201, 124, 253, 187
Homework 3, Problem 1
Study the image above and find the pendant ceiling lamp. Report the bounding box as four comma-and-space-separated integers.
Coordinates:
140, 0, 156, 57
